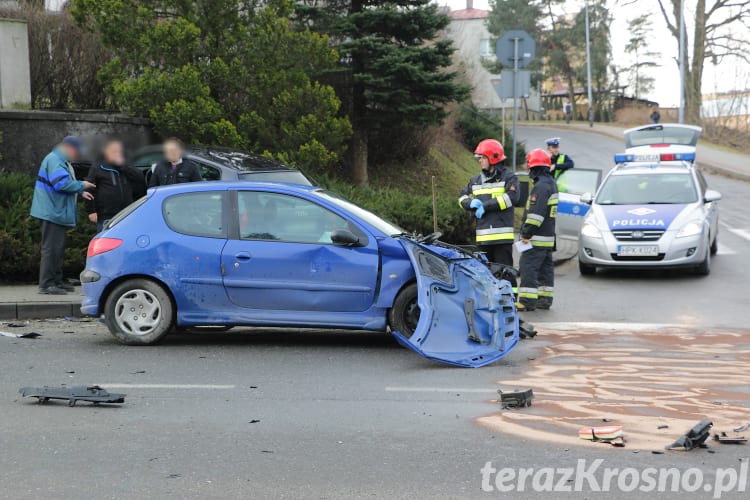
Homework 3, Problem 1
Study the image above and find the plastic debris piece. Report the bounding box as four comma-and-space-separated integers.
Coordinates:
2, 321, 29, 328
519, 320, 537, 339
658, 425, 669, 430
734, 424, 750, 433
498, 388, 533, 408
1, 331, 42, 339
666, 420, 713, 450
713, 432, 748, 445
579, 425, 624, 442
18, 385, 126, 407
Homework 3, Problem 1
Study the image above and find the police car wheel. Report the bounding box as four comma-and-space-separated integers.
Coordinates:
389, 283, 419, 339
695, 245, 711, 276
710, 234, 718, 256
104, 279, 174, 345
578, 260, 597, 276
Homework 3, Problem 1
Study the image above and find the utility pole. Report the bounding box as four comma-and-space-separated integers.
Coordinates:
585, 0, 594, 127
511, 35, 519, 171
678, 0, 686, 123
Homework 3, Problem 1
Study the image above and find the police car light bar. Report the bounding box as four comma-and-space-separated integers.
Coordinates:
614, 152, 696, 163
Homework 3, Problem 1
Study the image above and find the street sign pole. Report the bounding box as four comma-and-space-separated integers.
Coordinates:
678, 0, 685, 123
512, 36, 519, 172
585, 1, 594, 128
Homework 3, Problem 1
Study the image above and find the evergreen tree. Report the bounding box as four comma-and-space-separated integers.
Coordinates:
297, 0, 470, 185
72, 0, 351, 172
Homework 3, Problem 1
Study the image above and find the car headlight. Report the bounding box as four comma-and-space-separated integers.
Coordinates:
677, 221, 703, 238
581, 222, 602, 238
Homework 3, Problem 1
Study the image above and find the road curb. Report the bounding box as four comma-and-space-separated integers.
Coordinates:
0, 302, 81, 320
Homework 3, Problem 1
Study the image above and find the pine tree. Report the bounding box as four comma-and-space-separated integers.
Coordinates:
298, 0, 470, 186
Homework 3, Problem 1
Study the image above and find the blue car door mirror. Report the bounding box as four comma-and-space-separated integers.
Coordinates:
331, 229, 361, 246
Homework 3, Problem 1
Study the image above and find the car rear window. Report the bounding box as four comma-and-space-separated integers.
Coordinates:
625, 125, 700, 148
163, 192, 226, 238
238, 170, 312, 186
105, 196, 148, 229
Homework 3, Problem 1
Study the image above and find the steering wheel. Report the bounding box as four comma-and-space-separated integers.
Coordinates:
417, 232, 442, 244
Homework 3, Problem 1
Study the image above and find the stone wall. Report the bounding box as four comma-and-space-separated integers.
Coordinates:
0, 110, 157, 174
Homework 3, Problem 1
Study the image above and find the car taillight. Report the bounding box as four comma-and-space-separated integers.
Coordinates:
650, 143, 670, 148
660, 153, 675, 161
87, 238, 123, 257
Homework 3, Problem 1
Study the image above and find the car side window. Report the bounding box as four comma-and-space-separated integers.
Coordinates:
163, 192, 226, 238
133, 152, 164, 169
196, 162, 221, 181
237, 191, 360, 244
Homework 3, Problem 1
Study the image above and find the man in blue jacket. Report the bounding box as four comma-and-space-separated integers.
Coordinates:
30, 136, 96, 295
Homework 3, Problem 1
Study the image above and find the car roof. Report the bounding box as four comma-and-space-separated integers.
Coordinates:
610, 163, 695, 176
134, 144, 296, 172
147, 180, 321, 195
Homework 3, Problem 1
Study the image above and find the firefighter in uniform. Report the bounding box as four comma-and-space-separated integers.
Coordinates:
546, 137, 574, 180
458, 139, 519, 266
518, 149, 558, 311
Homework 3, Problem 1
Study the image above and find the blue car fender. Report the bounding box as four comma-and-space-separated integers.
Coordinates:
392, 239, 519, 368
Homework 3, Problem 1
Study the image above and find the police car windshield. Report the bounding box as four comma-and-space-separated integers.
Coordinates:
596, 173, 698, 205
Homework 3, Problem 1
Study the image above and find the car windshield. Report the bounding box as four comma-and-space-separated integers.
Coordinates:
313, 190, 405, 236
596, 173, 698, 205
625, 125, 700, 148
238, 170, 312, 186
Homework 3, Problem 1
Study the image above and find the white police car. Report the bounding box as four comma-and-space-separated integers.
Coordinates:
577, 152, 721, 275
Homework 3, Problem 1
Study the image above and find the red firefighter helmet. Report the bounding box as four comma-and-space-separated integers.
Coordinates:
474, 139, 506, 164
526, 148, 552, 169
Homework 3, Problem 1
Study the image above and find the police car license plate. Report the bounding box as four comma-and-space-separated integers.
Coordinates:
617, 245, 659, 257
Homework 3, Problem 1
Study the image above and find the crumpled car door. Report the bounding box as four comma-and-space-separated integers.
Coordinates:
392, 240, 519, 368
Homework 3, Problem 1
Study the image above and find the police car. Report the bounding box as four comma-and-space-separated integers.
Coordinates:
577, 151, 721, 275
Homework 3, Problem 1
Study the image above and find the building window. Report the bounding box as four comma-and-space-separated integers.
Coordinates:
480, 38, 493, 57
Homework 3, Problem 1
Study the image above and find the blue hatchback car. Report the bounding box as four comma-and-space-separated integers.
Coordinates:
80, 182, 518, 367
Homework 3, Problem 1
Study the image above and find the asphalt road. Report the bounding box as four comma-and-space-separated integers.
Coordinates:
1, 126, 749, 499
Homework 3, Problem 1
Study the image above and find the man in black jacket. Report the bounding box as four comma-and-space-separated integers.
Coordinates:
458, 139, 519, 266
518, 149, 559, 311
148, 137, 202, 187
86, 140, 147, 232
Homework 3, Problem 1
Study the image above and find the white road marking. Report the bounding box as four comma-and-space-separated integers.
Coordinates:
385, 387, 496, 393
717, 243, 737, 255
96, 384, 236, 389
719, 222, 750, 242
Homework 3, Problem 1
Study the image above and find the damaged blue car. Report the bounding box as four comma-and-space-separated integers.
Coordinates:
80, 182, 519, 367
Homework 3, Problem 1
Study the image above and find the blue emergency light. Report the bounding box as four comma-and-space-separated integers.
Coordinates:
614, 152, 696, 164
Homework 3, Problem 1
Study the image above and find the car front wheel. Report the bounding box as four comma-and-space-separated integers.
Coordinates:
389, 283, 419, 339
104, 279, 174, 345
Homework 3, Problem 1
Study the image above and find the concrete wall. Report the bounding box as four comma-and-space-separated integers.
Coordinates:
0, 18, 31, 108
0, 110, 157, 174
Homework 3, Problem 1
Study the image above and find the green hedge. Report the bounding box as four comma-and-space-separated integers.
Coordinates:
321, 177, 474, 245
0, 172, 95, 282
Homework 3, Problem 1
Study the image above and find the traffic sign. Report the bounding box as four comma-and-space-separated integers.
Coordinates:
495, 30, 535, 69
490, 70, 531, 100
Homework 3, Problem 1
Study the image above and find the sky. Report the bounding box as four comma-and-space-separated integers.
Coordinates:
441, 0, 750, 107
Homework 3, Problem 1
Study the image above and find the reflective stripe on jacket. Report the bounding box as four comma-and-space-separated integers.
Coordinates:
458, 168, 520, 245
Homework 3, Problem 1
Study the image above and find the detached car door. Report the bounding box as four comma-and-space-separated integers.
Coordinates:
556, 169, 602, 242
221, 190, 380, 312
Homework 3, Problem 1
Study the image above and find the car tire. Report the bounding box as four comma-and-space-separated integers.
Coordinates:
578, 260, 597, 276
695, 245, 711, 276
710, 232, 718, 256
104, 279, 174, 345
389, 283, 419, 339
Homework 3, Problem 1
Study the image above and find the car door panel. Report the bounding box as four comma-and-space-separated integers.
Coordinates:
556, 169, 602, 241
221, 191, 380, 313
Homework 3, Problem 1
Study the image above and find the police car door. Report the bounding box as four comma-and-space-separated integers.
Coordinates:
555, 169, 602, 242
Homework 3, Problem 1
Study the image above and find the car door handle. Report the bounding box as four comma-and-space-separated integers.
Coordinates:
234, 252, 252, 261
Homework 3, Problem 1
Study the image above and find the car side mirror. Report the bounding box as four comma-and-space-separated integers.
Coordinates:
704, 189, 722, 203
580, 192, 594, 205
331, 229, 361, 246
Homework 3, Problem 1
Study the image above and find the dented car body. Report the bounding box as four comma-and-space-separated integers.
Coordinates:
81, 181, 518, 367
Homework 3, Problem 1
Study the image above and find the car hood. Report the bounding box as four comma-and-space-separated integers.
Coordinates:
597, 204, 691, 230
392, 239, 519, 368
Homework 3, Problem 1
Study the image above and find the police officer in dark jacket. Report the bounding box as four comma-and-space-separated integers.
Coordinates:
86, 140, 147, 231
546, 137, 574, 180
518, 149, 559, 311
458, 139, 519, 266
148, 137, 201, 187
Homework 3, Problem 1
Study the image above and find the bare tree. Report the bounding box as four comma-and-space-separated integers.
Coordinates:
656, 0, 750, 123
